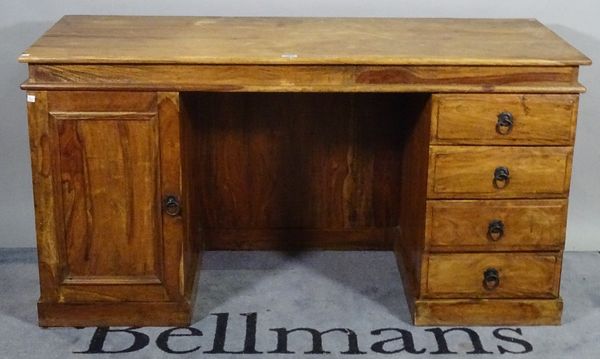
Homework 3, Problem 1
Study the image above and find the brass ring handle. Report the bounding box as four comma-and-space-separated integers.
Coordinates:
163, 195, 181, 216
483, 268, 500, 291
496, 112, 514, 135
487, 219, 505, 241
493, 166, 510, 189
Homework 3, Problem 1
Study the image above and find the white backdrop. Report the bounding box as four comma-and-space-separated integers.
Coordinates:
1, 0, 598, 250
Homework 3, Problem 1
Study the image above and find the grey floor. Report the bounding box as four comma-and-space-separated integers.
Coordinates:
0, 249, 599, 358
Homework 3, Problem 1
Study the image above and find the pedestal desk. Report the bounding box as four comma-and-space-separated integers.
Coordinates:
19, 16, 591, 327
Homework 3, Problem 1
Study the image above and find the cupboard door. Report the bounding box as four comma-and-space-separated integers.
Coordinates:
29, 91, 183, 303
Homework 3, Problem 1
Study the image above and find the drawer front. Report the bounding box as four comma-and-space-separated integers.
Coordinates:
427, 199, 567, 251
432, 94, 578, 145
428, 146, 572, 199
424, 253, 561, 299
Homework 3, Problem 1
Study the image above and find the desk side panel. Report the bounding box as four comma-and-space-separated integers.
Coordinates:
27, 91, 63, 302
180, 93, 204, 301
395, 96, 432, 311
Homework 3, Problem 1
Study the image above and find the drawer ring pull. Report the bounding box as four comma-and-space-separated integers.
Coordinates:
496, 112, 514, 135
487, 219, 505, 241
163, 195, 182, 216
493, 166, 510, 189
483, 268, 500, 290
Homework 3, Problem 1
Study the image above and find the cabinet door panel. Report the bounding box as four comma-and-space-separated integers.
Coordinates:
29, 91, 183, 303
55, 116, 160, 279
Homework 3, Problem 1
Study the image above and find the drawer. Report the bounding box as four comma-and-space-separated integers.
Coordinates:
428, 146, 572, 199
423, 253, 561, 299
431, 94, 578, 145
426, 199, 568, 251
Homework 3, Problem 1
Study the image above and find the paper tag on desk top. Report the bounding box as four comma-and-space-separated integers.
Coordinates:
27, 94, 36, 103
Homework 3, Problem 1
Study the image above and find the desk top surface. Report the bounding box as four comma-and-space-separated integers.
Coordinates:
19, 16, 590, 66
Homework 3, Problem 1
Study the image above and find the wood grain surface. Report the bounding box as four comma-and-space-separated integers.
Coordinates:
27, 91, 62, 303
428, 146, 573, 198
415, 298, 562, 325
19, 16, 590, 65
426, 199, 568, 251
52, 103, 159, 279
23, 64, 585, 93
30, 91, 199, 322
395, 96, 432, 306
424, 253, 561, 299
432, 94, 579, 145
38, 301, 191, 327
184, 92, 408, 249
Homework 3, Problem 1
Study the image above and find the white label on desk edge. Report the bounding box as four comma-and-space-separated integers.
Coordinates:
281, 53, 298, 59
27, 95, 36, 103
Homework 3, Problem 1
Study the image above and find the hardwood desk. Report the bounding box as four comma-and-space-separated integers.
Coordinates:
19, 16, 591, 327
